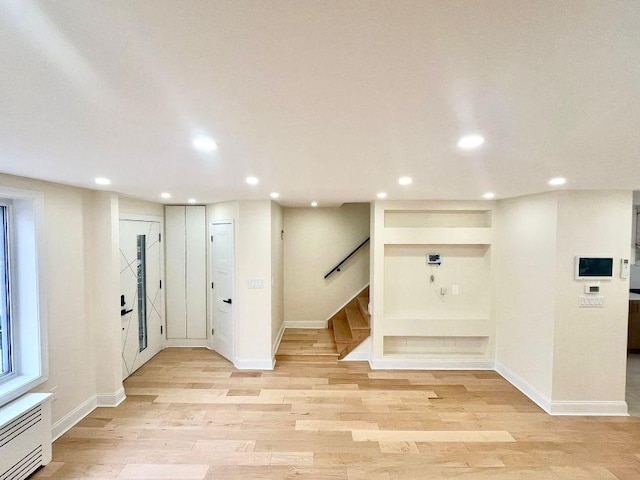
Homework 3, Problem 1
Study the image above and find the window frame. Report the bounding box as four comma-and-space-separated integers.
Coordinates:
0, 201, 14, 382
0, 187, 48, 408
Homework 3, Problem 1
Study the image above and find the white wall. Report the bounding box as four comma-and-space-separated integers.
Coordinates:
494, 193, 558, 400
0, 174, 122, 429
235, 201, 273, 365
118, 196, 164, 217
284, 203, 370, 325
271, 202, 284, 353
552, 191, 631, 405
494, 190, 632, 414
207, 201, 275, 368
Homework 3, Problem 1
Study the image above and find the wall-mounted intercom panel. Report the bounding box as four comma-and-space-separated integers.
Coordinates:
427, 253, 441, 265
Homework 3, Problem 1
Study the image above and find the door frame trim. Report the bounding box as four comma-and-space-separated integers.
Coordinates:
119, 214, 166, 351
209, 220, 236, 363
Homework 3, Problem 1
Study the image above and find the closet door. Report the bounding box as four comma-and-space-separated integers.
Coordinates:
186, 206, 207, 339
165, 206, 187, 339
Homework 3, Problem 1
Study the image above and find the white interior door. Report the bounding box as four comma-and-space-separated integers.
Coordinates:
211, 222, 234, 362
120, 219, 163, 379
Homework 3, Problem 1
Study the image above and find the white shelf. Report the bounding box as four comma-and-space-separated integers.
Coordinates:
383, 227, 492, 245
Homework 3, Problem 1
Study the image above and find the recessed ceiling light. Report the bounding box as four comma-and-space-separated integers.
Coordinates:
548, 177, 566, 186
377, 192, 387, 199
94, 177, 111, 186
246, 176, 259, 185
160, 192, 171, 199
311, 201, 318, 207
482, 192, 495, 199
188, 198, 197, 204
192, 136, 218, 153
457, 134, 485, 150
398, 177, 413, 186
270, 192, 280, 199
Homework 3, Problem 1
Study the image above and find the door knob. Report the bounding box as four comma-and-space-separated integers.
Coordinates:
223, 298, 232, 304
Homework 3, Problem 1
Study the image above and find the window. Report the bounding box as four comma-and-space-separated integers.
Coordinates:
0, 188, 47, 408
137, 234, 147, 352
0, 205, 11, 378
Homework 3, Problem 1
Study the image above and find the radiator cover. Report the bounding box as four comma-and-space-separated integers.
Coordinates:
0, 394, 53, 480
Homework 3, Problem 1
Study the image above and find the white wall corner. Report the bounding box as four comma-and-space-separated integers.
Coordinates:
284, 320, 328, 329
234, 358, 276, 370
96, 387, 126, 408
272, 322, 286, 357
494, 361, 552, 414
51, 394, 97, 441
548, 401, 628, 416
370, 358, 495, 370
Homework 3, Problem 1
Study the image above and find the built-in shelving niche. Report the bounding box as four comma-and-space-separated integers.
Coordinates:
385, 210, 492, 228
383, 335, 489, 356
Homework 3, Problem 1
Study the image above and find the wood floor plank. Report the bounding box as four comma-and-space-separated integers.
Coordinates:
32, 331, 640, 480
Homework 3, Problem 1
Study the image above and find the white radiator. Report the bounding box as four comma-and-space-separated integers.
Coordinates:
0, 393, 53, 480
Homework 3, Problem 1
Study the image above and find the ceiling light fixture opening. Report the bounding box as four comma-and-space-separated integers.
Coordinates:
377, 192, 387, 199
310, 201, 318, 207
548, 177, 566, 186
245, 176, 259, 185
192, 136, 218, 152
188, 198, 197, 204
270, 192, 280, 199
160, 192, 172, 199
482, 192, 495, 199
398, 177, 413, 186
457, 134, 485, 150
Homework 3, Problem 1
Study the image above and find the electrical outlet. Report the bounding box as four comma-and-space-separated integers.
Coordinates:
452, 285, 459, 295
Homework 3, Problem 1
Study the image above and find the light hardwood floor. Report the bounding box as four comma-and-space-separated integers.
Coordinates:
34, 329, 640, 479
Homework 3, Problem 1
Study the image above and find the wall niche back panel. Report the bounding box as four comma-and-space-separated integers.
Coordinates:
383, 244, 491, 319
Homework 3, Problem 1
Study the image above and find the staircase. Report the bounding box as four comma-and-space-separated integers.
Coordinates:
328, 286, 370, 359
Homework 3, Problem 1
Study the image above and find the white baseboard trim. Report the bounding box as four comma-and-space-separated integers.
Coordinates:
340, 351, 370, 362
165, 339, 210, 348
272, 322, 286, 357
494, 361, 551, 414
494, 362, 628, 416
548, 400, 628, 416
284, 321, 328, 329
234, 358, 275, 370
51, 394, 97, 441
370, 358, 494, 370
96, 387, 126, 407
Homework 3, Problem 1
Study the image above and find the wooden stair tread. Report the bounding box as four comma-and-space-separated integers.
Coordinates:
332, 316, 353, 344
346, 307, 369, 330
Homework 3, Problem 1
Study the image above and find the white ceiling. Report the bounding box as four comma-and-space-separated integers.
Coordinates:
1, 1, 639, 206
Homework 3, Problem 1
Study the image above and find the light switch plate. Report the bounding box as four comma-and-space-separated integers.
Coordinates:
247, 279, 264, 289
578, 295, 604, 307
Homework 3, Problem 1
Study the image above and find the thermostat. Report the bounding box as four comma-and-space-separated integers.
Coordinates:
584, 283, 600, 294
427, 253, 441, 265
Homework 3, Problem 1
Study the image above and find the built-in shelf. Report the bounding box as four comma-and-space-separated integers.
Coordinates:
383, 335, 489, 355
383, 227, 492, 245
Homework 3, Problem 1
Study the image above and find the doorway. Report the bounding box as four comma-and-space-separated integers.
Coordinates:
210, 221, 234, 362
120, 217, 164, 379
